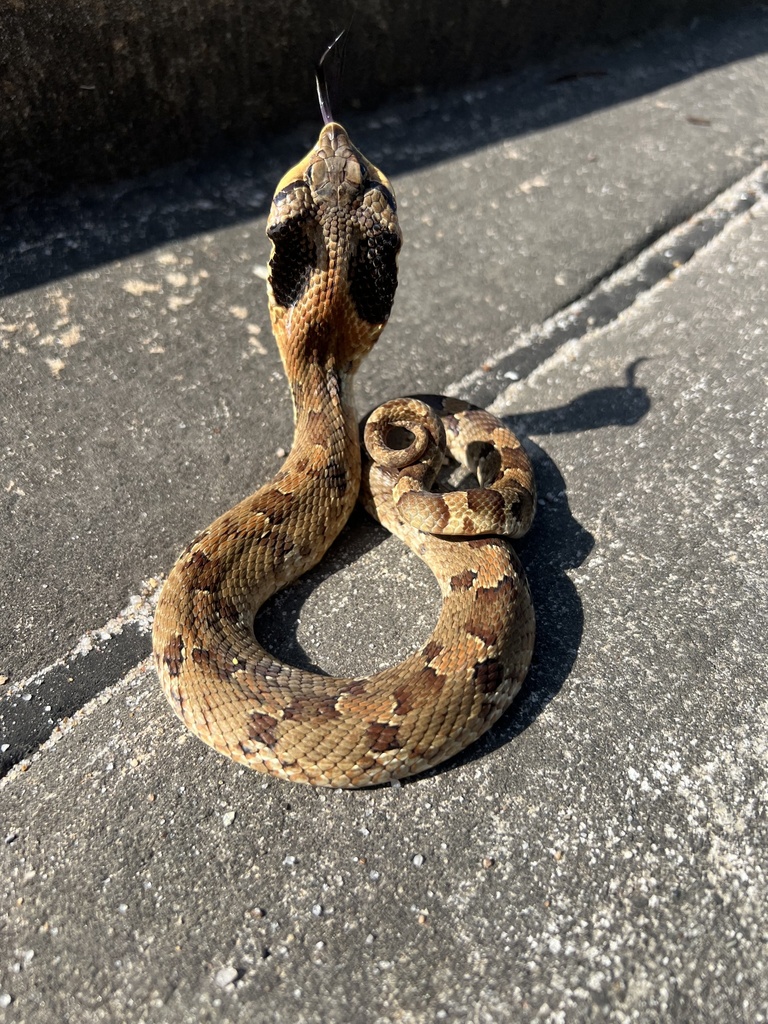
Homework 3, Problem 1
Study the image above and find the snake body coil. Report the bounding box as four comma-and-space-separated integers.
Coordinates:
152, 123, 536, 787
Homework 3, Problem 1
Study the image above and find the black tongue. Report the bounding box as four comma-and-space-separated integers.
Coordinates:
315, 29, 348, 126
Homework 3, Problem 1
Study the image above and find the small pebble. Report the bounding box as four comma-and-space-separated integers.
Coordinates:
312, 904, 323, 917
221, 811, 236, 827
482, 857, 495, 869
276, 447, 287, 458
0, 994, 12, 1009
214, 966, 238, 989
412, 854, 425, 867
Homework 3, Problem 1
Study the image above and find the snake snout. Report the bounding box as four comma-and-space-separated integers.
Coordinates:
467, 441, 502, 486
309, 123, 366, 201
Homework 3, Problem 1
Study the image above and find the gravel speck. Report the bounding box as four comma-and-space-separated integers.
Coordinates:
214, 966, 239, 989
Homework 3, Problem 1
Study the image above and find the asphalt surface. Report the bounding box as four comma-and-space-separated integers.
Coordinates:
1, 11, 768, 1024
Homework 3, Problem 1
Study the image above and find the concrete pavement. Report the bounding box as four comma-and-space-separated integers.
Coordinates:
1, 11, 767, 1023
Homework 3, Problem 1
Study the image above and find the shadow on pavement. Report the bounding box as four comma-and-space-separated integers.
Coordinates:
2, 10, 766, 296
427, 360, 650, 779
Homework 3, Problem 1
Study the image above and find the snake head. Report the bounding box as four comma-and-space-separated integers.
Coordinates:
266, 123, 402, 372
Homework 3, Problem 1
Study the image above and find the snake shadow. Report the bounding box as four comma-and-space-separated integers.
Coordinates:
428, 360, 650, 779
255, 361, 649, 778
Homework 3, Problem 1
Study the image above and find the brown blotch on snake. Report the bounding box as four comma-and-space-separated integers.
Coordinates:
152, 121, 536, 788
247, 712, 281, 748
162, 635, 184, 678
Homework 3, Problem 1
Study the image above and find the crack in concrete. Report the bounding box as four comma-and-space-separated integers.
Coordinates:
0, 582, 159, 776
2, 161, 765, 775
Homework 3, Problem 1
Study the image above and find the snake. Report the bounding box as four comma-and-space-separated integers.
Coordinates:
152, 121, 536, 787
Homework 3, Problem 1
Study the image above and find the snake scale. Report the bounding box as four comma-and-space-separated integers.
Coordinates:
152, 122, 536, 787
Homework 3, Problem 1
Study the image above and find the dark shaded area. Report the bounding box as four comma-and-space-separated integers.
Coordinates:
509, 360, 651, 438
2, 7, 768, 297
0, 622, 152, 777
3, 1, 765, 206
